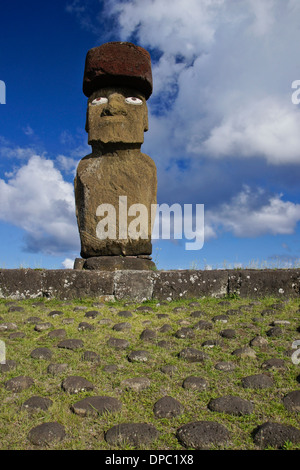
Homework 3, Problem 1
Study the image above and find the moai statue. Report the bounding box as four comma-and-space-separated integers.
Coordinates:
74, 42, 157, 270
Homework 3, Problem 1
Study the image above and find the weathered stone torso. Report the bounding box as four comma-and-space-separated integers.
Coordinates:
74, 148, 157, 258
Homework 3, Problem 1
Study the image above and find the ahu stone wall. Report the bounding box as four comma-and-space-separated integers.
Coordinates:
0, 268, 300, 302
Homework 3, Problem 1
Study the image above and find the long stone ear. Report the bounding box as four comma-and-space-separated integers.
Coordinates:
85, 106, 89, 133
143, 104, 149, 132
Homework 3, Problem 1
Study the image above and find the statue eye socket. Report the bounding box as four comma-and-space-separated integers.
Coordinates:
125, 97, 143, 105
91, 97, 108, 105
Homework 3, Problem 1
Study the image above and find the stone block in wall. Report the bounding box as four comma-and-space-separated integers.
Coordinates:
41, 270, 114, 300
228, 269, 300, 298
113, 270, 154, 302
0, 269, 44, 299
152, 270, 229, 301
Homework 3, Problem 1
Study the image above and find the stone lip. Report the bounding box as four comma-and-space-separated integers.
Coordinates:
0, 268, 300, 301
83, 42, 153, 100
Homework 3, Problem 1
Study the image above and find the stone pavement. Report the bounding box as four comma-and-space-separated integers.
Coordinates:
0, 297, 299, 450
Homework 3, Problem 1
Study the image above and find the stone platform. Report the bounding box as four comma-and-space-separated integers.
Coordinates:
74, 256, 156, 271
0, 268, 300, 301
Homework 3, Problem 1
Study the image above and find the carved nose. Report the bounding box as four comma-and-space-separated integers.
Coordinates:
101, 97, 127, 117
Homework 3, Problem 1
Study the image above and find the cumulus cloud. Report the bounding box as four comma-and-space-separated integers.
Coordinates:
97, 0, 300, 167
205, 185, 300, 238
0, 154, 79, 255
202, 98, 300, 164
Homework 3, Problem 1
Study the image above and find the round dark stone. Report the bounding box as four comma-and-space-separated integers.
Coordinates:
242, 373, 274, 389
118, 310, 133, 318
107, 337, 130, 349
157, 313, 169, 319
175, 327, 195, 339
226, 309, 239, 315
25, 316, 43, 324
8, 306, 24, 312
34, 322, 53, 332
282, 390, 300, 412
113, 322, 131, 331
5, 375, 34, 392
9, 332, 26, 339
128, 350, 150, 362
249, 335, 268, 348
62, 318, 75, 324
84, 310, 99, 318
61, 376, 94, 394
0, 322, 18, 331
173, 306, 186, 312
140, 329, 157, 341
202, 339, 222, 348
178, 348, 208, 362
22, 396, 53, 412
71, 396, 122, 417
28, 422, 66, 446
73, 306, 87, 311
30, 347, 52, 360
98, 318, 112, 325
266, 327, 283, 337
160, 365, 177, 376
121, 377, 151, 391
208, 395, 254, 416
253, 422, 300, 448
212, 314, 229, 323
82, 350, 100, 362
190, 310, 204, 318
136, 306, 154, 312
47, 363, 68, 375
193, 320, 213, 330
78, 322, 95, 331
153, 396, 184, 418
176, 421, 231, 450
105, 422, 159, 447
261, 358, 286, 370
215, 361, 236, 372
182, 376, 208, 391
220, 329, 236, 339
232, 346, 256, 358
0, 359, 17, 372
57, 339, 84, 350
48, 310, 63, 318
48, 329, 66, 339
159, 324, 172, 333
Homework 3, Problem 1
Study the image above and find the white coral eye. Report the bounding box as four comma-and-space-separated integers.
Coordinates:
125, 97, 143, 105
91, 97, 108, 105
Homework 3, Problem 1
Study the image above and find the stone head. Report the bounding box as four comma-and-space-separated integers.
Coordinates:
83, 42, 152, 148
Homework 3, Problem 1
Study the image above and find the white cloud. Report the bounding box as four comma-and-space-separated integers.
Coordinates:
202, 98, 300, 164
99, 0, 300, 167
62, 258, 75, 269
0, 154, 79, 255
205, 186, 300, 238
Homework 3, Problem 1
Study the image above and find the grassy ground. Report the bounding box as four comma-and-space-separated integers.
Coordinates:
0, 295, 299, 450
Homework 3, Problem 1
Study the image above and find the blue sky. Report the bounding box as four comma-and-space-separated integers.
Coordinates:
1, 0, 300, 271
